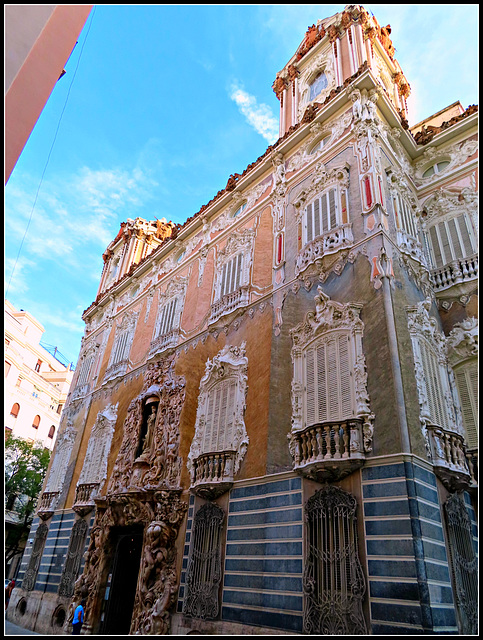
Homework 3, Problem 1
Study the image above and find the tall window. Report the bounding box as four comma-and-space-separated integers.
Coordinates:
35, 359, 42, 372
23, 523, 49, 591
48, 426, 56, 439
76, 353, 95, 388
155, 297, 179, 339
183, 502, 225, 619
444, 493, 478, 635
304, 332, 353, 426
303, 186, 348, 245
425, 214, 476, 269
58, 519, 88, 597
188, 344, 249, 486
10, 403, 20, 418
32, 415, 41, 430
393, 192, 418, 239
453, 362, 478, 449
219, 253, 243, 298
304, 486, 367, 634
416, 337, 450, 430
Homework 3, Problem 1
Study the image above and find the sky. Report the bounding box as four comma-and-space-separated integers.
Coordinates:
5, 4, 479, 366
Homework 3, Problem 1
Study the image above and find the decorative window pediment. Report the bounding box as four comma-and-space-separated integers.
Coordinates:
289, 288, 373, 481
187, 343, 248, 498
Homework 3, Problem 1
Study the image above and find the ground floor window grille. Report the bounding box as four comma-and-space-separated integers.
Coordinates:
444, 492, 478, 635
58, 519, 88, 597
303, 485, 367, 635
22, 523, 49, 591
182, 502, 225, 620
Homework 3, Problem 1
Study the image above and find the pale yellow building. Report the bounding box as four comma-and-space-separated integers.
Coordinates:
5, 300, 74, 450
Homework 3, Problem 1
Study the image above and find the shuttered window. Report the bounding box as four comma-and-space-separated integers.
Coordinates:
394, 193, 418, 238
111, 330, 132, 365
454, 361, 478, 449
220, 253, 243, 298
156, 297, 178, 338
77, 355, 94, 386
202, 379, 237, 453
304, 188, 341, 244
304, 332, 353, 426
418, 338, 449, 429
426, 214, 476, 268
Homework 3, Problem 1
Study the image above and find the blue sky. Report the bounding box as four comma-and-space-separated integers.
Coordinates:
5, 4, 478, 365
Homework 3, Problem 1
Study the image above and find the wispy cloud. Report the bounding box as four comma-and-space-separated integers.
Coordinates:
229, 81, 279, 143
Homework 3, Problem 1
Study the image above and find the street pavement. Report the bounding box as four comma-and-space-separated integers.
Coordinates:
5, 618, 41, 635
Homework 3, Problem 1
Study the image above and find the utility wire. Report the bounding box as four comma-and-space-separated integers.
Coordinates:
5, 7, 96, 300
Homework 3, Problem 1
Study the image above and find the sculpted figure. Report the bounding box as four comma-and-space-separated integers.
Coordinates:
141, 404, 157, 457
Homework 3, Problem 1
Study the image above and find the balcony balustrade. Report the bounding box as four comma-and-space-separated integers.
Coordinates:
37, 491, 60, 520
296, 224, 354, 276
209, 286, 250, 324
290, 419, 365, 482
190, 450, 236, 499
427, 425, 471, 491
103, 359, 129, 384
148, 329, 180, 359
430, 254, 478, 294
72, 482, 100, 515
466, 448, 478, 490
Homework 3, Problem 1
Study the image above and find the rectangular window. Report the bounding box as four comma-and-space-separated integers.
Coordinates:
157, 297, 178, 338
305, 188, 339, 244
427, 215, 476, 268
220, 253, 243, 297
35, 359, 42, 372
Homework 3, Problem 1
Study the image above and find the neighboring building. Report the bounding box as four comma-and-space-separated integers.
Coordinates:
5, 300, 74, 450
8, 5, 477, 636
5, 300, 74, 581
5, 4, 93, 183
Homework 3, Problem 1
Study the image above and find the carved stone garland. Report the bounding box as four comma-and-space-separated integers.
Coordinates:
68, 355, 188, 635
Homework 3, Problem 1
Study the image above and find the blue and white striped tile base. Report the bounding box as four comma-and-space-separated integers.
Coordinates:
362, 460, 458, 635
222, 476, 303, 632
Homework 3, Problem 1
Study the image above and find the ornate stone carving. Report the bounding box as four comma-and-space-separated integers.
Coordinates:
44, 420, 77, 494
297, 52, 336, 119
108, 355, 186, 495
446, 317, 478, 367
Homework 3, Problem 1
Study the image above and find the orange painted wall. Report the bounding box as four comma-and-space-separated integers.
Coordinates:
5, 4, 93, 182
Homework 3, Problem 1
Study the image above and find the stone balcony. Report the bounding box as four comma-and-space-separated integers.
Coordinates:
103, 359, 129, 385
427, 425, 472, 491
148, 329, 180, 360
72, 482, 100, 516
37, 491, 60, 520
430, 254, 478, 296
289, 419, 366, 482
209, 286, 250, 324
295, 224, 354, 276
466, 448, 478, 491
190, 450, 236, 499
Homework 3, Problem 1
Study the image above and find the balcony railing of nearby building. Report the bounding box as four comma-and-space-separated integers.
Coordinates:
295, 224, 354, 276
430, 254, 478, 293
426, 425, 472, 491
290, 418, 366, 482
209, 286, 250, 324
190, 450, 236, 499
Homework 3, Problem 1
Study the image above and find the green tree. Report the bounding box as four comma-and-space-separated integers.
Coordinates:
5, 435, 51, 565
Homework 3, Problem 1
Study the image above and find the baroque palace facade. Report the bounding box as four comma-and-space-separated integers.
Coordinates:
8, 5, 478, 636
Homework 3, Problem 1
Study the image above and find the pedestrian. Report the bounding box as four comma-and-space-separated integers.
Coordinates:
5, 579, 15, 610
72, 598, 86, 635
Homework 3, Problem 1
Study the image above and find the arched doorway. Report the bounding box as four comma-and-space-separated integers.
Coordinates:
101, 527, 144, 635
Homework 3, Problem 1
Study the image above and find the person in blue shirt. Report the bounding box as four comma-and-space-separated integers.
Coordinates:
72, 599, 86, 635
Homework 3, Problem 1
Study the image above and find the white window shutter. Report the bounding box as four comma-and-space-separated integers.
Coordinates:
305, 348, 317, 426
455, 363, 478, 449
